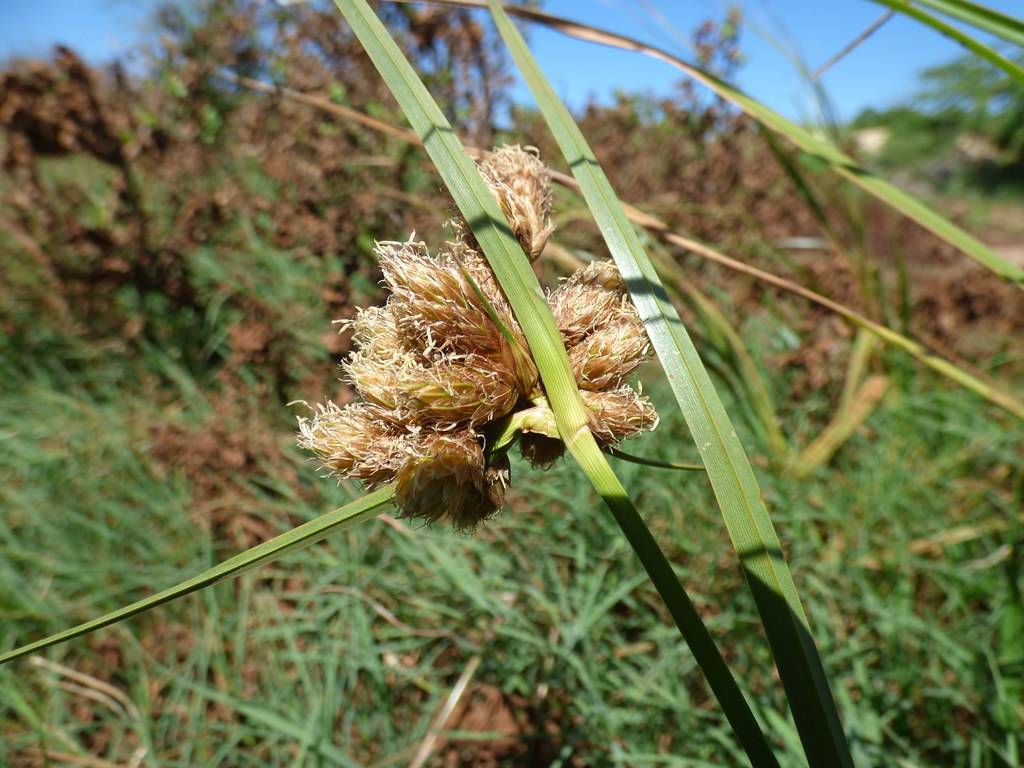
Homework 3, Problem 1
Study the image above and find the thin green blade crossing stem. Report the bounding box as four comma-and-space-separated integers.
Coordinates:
869, 0, 1024, 83
487, 3, 853, 766
608, 447, 705, 472
333, 1, 779, 764
907, 0, 1024, 47
0, 486, 397, 665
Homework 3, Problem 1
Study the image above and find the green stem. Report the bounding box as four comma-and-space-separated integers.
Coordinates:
608, 447, 705, 472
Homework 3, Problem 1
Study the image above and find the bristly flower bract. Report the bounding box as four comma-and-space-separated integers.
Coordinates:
299, 145, 657, 529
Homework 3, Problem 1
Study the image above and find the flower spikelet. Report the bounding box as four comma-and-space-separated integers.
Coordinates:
348, 305, 412, 361
567, 259, 627, 292
569, 317, 651, 390
549, 262, 637, 347
395, 430, 507, 529
549, 259, 651, 390
378, 240, 503, 355
345, 349, 520, 429
537, 258, 655, 456
475, 144, 554, 262
581, 388, 660, 446
297, 402, 410, 487
377, 238, 538, 395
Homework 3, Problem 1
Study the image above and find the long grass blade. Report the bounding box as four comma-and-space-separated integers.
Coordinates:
400, 0, 1024, 285
909, 0, 1024, 47
838, 330, 880, 416
565, 454, 781, 768
487, 3, 854, 765
332, 2, 780, 764
869, 0, 1024, 84
0, 485, 397, 665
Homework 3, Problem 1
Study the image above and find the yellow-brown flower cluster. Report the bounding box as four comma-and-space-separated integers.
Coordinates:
299, 146, 657, 529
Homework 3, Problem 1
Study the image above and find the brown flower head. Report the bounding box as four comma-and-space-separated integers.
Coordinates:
395, 430, 508, 530
299, 146, 658, 528
377, 238, 538, 395
569, 320, 650, 391
476, 144, 554, 262
581, 388, 660, 446
297, 402, 410, 488
549, 261, 635, 344
541, 257, 655, 455
477, 145, 552, 264
345, 348, 520, 429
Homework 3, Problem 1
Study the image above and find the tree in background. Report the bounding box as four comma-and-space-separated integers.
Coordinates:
853, 50, 1024, 191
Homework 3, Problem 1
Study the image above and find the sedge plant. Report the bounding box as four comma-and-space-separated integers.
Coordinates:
7, 2, 1024, 766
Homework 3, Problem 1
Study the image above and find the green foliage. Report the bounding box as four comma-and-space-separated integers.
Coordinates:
852, 52, 1024, 196
1, 327, 1022, 764
917, 53, 1024, 154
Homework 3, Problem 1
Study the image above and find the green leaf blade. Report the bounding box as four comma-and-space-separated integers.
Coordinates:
907, 0, 1024, 47
869, 0, 1024, 84
487, 3, 853, 765
0, 486, 396, 665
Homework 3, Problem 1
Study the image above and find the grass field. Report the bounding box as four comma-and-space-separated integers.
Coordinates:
2, 311, 1021, 765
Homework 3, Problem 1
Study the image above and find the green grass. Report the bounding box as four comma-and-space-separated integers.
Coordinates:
2, 326, 1020, 765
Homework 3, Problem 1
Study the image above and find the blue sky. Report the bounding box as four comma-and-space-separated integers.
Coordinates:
0, 0, 1018, 121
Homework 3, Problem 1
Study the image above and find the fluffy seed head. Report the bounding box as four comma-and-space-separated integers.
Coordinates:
476, 144, 553, 261
299, 150, 661, 531
550, 259, 652, 389
569, 317, 651, 391
376, 238, 538, 395
566, 260, 627, 292
378, 240, 504, 356
348, 305, 410, 361
345, 350, 520, 429
581, 388, 660, 446
395, 430, 508, 529
297, 402, 410, 487
549, 264, 638, 347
